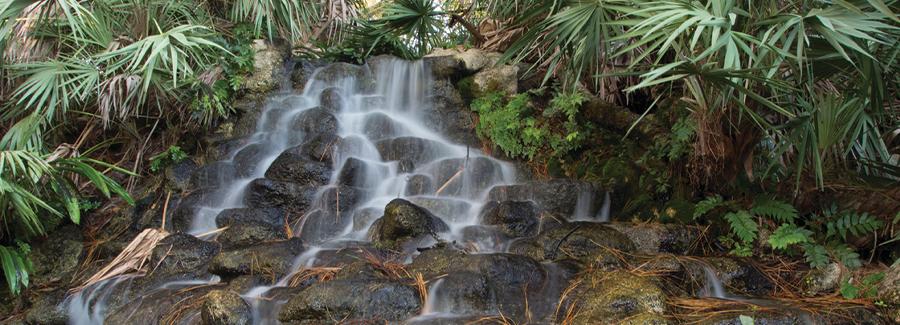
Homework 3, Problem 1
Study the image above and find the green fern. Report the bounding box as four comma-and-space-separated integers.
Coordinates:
802, 243, 830, 269
833, 244, 862, 269
826, 212, 883, 240
693, 195, 724, 220
725, 210, 758, 244
768, 224, 812, 250
750, 196, 797, 224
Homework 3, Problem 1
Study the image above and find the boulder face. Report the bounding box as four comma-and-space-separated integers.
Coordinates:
215, 208, 288, 248
488, 179, 605, 218
209, 238, 304, 281
369, 198, 449, 250
479, 200, 540, 238
562, 270, 667, 324
241, 40, 284, 93
201, 290, 252, 325
278, 279, 421, 323
264, 148, 331, 186
509, 222, 635, 268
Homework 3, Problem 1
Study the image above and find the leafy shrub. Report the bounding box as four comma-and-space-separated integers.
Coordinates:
149, 146, 189, 173
694, 196, 883, 268
471, 89, 591, 161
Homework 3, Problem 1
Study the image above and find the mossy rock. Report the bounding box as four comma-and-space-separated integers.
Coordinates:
563, 270, 667, 324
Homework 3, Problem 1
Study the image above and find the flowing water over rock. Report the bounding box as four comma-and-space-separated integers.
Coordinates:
59, 57, 884, 324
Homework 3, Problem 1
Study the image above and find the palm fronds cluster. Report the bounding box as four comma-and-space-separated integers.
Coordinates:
0, 0, 363, 294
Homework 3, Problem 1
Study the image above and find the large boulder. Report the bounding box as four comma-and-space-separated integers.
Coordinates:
264, 148, 331, 186
361, 112, 406, 141
509, 222, 635, 267
290, 107, 338, 141
297, 186, 366, 243
24, 289, 68, 325
311, 62, 373, 91
28, 225, 83, 287
243, 178, 318, 214
146, 233, 221, 284
407, 247, 571, 322
104, 283, 220, 325
368, 199, 449, 250
488, 179, 604, 218
209, 238, 304, 281
336, 157, 389, 188
685, 258, 774, 297
561, 270, 668, 324
241, 40, 284, 93
479, 200, 540, 238
375, 137, 455, 166
200, 290, 252, 325
232, 142, 269, 177
470, 65, 518, 97
879, 262, 900, 323
424, 156, 503, 196
215, 208, 288, 248
164, 159, 198, 192
319, 87, 344, 112
605, 222, 702, 254
190, 161, 237, 190
278, 279, 421, 323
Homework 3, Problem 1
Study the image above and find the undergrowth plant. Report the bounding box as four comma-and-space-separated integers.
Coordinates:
471, 89, 591, 162
695, 196, 884, 269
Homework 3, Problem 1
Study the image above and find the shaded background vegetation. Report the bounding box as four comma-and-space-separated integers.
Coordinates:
0, 0, 897, 301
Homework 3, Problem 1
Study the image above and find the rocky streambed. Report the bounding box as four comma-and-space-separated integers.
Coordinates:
3, 50, 894, 325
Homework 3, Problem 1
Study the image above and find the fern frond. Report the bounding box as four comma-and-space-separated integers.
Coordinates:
832, 244, 862, 269
725, 210, 758, 244
826, 212, 883, 240
802, 243, 830, 269
693, 195, 724, 220
768, 224, 812, 250
751, 196, 797, 224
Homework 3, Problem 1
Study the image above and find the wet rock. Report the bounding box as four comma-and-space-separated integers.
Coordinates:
297, 186, 366, 243
291, 59, 328, 91
278, 279, 420, 323
209, 238, 304, 281
169, 189, 217, 232
319, 87, 343, 112
488, 179, 602, 218
408, 197, 472, 224
264, 149, 331, 186
241, 40, 284, 93
298, 133, 340, 166
352, 207, 382, 232
164, 159, 198, 192
232, 142, 269, 177
201, 290, 252, 325
509, 222, 635, 267
369, 199, 449, 250
423, 79, 480, 147
191, 161, 237, 190
362, 112, 404, 140
311, 62, 373, 90
290, 107, 338, 139
801, 262, 842, 296
215, 208, 288, 248
375, 137, 454, 165
147, 233, 221, 283
687, 258, 774, 297
243, 178, 318, 213
479, 200, 540, 238
427, 156, 502, 195
405, 174, 434, 196
29, 225, 83, 287
105, 283, 220, 325
605, 222, 701, 254
337, 157, 388, 188
24, 289, 68, 325
407, 247, 565, 322
563, 270, 667, 324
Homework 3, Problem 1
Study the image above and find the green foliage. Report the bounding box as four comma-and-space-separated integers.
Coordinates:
739, 315, 755, 325
802, 243, 830, 269
471, 89, 591, 161
768, 224, 812, 250
230, 0, 319, 41
840, 273, 885, 299
826, 212, 883, 241
0, 243, 31, 295
149, 146, 189, 173
751, 197, 798, 224
724, 210, 757, 246
693, 195, 724, 220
